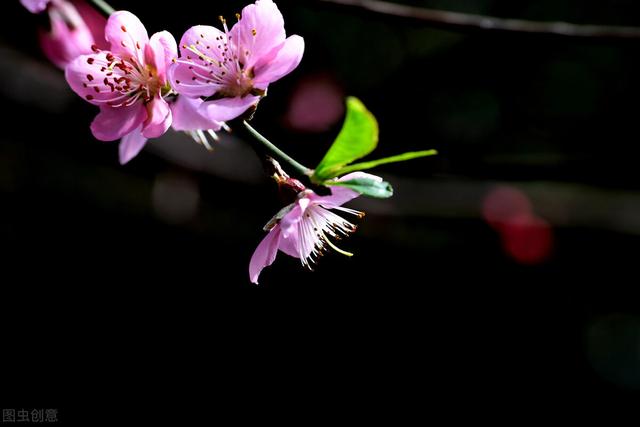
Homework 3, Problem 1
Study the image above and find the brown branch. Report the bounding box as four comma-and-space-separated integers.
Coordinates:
317, 0, 640, 40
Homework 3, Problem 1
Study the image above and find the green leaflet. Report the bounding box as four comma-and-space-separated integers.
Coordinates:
328, 177, 394, 199
313, 97, 379, 181
334, 150, 438, 176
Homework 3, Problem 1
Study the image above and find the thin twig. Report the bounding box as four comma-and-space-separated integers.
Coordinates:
243, 121, 312, 178
317, 0, 640, 39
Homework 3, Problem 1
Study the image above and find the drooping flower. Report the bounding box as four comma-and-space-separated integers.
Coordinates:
249, 172, 380, 284
65, 11, 178, 164
169, 0, 304, 123
38, 0, 107, 69
21, 0, 50, 13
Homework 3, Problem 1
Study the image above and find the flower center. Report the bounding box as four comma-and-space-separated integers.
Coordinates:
82, 46, 166, 107
175, 13, 263, 99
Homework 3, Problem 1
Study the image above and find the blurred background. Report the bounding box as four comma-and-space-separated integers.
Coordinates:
1, 0, 640, 422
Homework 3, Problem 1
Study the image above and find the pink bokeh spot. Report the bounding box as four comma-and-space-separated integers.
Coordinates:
285, 74, 344, 132
500, 214, 554, 265
482, 185, 532, 229
482, 185, 554, 265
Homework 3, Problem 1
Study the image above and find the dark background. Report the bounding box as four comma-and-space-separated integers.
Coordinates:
1, 0, 640, 423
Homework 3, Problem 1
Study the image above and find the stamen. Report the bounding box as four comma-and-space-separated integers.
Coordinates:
320, 231, 354, 257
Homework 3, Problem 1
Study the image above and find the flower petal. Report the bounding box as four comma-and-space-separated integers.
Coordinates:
39, 13, 94, 69
21, 0, 49, 13
73, 0, 108, 50
178, 25, 227, 63
249, 226, 282, 284
170, 96, 223, 132
279, 197, 310, 238
142, 97, 172, 138
317, 172, 383, 207
168, 61, 217, 99
231, 0, 286, 70
253, 35, 304, 88
90, 104, 147, 141
278, 229, 300, 258
119, 127, 148, 164
105, 11, 149, 64
168, 25, 226, 99
200, 95, 260, 122
146, 30, 177, 84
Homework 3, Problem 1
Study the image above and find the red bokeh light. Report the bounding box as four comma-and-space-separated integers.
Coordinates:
482, 185, 554, 264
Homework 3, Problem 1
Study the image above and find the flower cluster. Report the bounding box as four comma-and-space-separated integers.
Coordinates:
21, 0, 437, 284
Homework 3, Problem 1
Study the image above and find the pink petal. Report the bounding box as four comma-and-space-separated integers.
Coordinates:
278, 229, 300, 258
90, 104, 147, 141
200, 95, 260, 122
21, 0, 50, 13
231, 0, 286, 70
253, 35, 304, 88
168, 61, 217, 99
279, 198, 309, 238
105, 11, 149, 64
73, 0, 108, 50
249, 225, 282, 284
170, 96, 223, 132
142, 97, 172, 138
168, 25, 226, 99
146, 31, 177, 84
66, 52, 147, 106
119, 127, 148, 164
315, 172, 382, 208
338, 172, 384, 183
178, 25, 226, 63
39, 10, 95, 69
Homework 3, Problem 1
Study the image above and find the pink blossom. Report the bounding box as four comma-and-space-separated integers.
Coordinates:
249, 172, 380, 284
21, 0, 50, 13
169, 0, 304, 123
65, 11, 178, 164
39, 0, 107, 69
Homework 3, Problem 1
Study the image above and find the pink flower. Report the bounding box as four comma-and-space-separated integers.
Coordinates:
249, 172, 379, 284
65, 11, 178, 164
39, 0, 107, 69
21, 0, 50, 13
169, 0, 304, 123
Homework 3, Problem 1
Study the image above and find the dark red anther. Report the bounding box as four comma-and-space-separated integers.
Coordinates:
87, 58, 94, 65
86, 74, 94, 81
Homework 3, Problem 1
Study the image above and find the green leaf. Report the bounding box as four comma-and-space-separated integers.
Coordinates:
329, 177, 394, 199
333, 150, 438, 176
313, 97, 379, 181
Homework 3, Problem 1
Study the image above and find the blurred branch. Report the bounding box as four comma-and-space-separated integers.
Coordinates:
89, 0, 115, 16
317, 0, 640, 39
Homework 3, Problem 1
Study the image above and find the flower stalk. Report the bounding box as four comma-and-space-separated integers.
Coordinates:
243, 120, 312, 178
